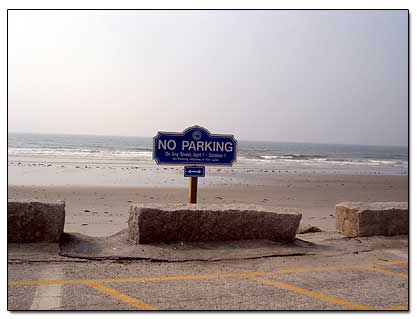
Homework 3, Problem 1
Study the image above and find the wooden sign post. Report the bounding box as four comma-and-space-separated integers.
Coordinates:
184, 166, 205, 204
189, 176, 198, 204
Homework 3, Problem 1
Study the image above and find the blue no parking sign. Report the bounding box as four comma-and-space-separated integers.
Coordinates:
153, 126, 237, 166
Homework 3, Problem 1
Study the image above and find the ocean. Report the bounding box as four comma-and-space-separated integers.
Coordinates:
8, 133, 408, 175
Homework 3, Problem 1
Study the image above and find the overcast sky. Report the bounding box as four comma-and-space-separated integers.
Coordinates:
8, 10, 408, 146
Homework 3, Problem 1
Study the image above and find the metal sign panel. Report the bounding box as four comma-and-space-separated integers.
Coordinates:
184, 166, 205, 177
153, 126, 237, 166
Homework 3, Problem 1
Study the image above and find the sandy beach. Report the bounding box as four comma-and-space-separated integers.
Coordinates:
8, 169, 408, 236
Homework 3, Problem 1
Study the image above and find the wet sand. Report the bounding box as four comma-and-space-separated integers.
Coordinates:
8, 174, 408, 237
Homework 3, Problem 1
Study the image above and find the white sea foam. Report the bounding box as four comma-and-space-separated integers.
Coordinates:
260, 155, 279, 160
236, 155, 407, 168
8, 147, 153, 160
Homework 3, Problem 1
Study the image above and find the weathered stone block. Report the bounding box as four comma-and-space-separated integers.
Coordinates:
128, 204, 301, 244
8, 200, 66, 243
336, 202, 408, 237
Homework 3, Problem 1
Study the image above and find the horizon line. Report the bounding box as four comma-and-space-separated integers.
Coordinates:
8, 130, 408, 148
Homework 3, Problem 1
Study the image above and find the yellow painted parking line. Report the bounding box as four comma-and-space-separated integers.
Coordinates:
374, 260, 408, 266
263, 260, 408, 277
249, 276, 374, 310
8, 278, 92, 286
84, 282, 158, 310
94, 271, 266, 284
7, 272, 264, 286
361, 266, 408, 279
381, 305, 408, 310
8, 259, 408, 287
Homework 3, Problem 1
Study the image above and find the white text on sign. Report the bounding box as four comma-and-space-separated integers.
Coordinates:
158, 140, 234, 152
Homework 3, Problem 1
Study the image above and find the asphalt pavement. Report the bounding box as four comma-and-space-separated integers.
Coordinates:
8, 232, 408, 311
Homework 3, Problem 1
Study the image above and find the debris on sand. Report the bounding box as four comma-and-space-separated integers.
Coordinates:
297, 224, 322, 234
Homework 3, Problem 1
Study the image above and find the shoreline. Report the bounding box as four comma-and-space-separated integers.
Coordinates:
8, 159, 409, 189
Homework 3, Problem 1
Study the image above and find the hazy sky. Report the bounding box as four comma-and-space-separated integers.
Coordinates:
8, 10, 408, 146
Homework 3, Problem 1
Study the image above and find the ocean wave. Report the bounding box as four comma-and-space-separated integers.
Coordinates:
8, 147, 153, 159
8, 147, 408, 168
259, 155, 279, 160
259, 154, 327, 161
368, 159, 397, 165
238, 155, 407, 167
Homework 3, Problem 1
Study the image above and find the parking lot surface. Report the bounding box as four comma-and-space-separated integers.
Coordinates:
8, 244, 408, 311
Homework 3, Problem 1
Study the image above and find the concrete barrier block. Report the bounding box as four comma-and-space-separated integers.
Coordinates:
8, 200, 66, 243
128, 204, 301, 244
336, 202, 408, 237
